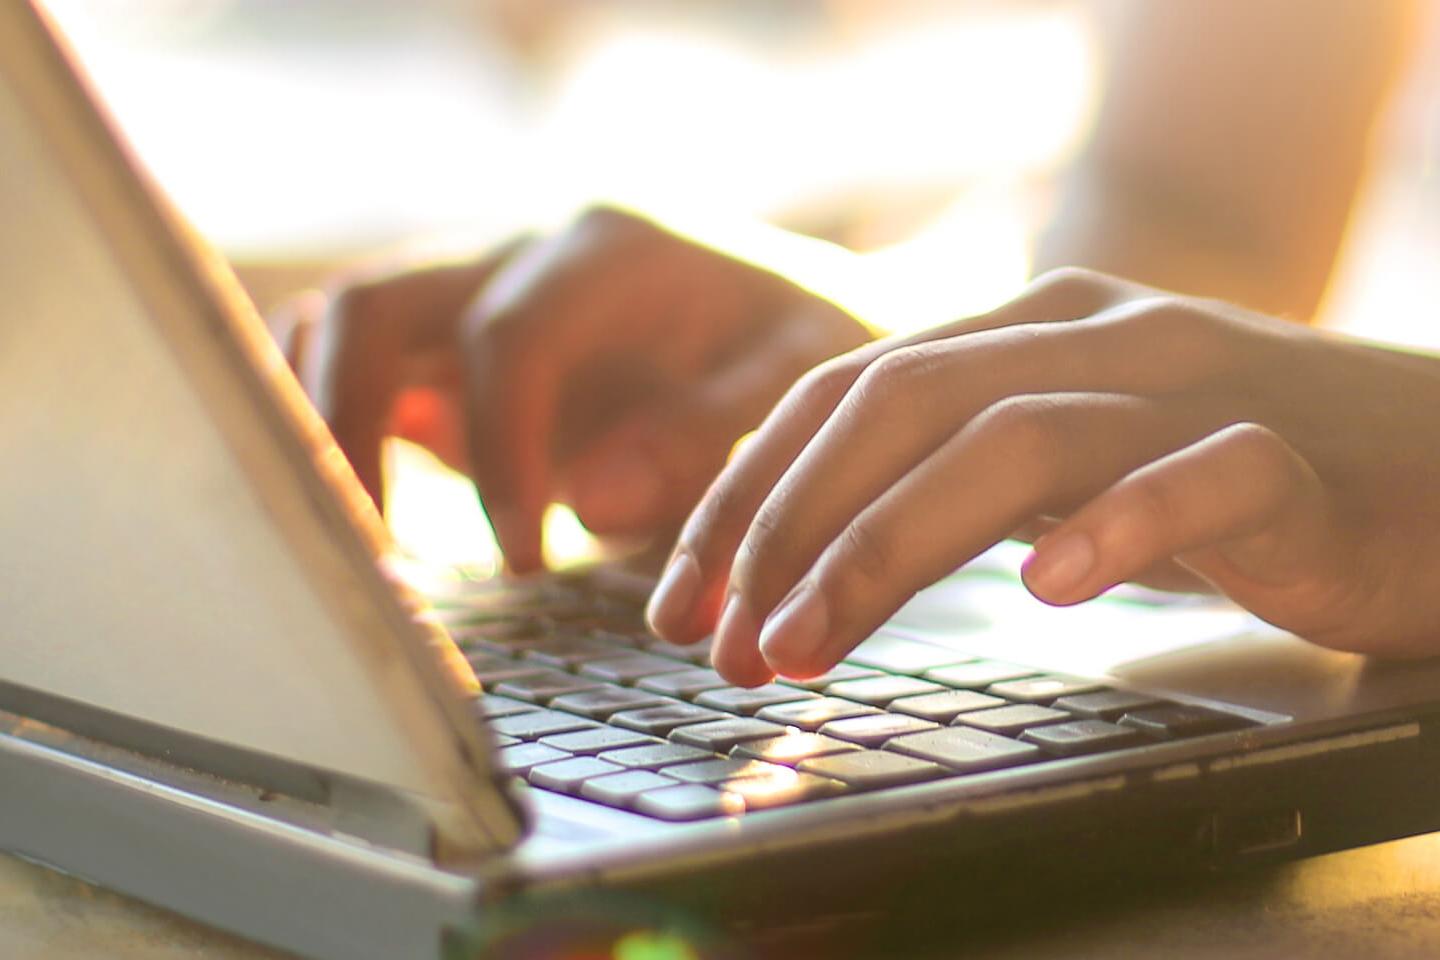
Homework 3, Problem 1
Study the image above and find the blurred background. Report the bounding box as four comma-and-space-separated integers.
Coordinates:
38, 0, 1440, 566
42, 0, 1106, 331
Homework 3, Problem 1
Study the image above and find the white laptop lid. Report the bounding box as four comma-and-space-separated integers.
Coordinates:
0, 1, 521, 859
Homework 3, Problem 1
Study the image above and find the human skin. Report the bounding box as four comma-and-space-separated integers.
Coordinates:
282, 0, 1414, 561
279, 0, 1425, 686
645, 268, 1440, 684
280, 208, 870, 572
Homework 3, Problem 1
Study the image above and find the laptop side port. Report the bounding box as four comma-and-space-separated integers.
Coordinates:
1211, 808, 1304, 858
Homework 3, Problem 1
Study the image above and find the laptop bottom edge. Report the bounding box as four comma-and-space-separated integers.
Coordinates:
7, 706, 1440, 960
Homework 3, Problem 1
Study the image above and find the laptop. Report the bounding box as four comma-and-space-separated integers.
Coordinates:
5, 3, 1440, 957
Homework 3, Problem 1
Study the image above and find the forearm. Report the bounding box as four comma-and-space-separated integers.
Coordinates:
1034, 0, 1417, 323
1033, 168, 1341, 321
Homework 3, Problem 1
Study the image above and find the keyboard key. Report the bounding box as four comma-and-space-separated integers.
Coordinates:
642, 638, 715, 665
1119, 704, 1256, 740
491, 709, 600, 740
845, 633, 974, 675
475, 694, 541, 720
493, 670, 605, 704
670, 718, 787, 752
443, 606, 537, 629
693, 685, 819, 715
987, 674, 1105, 704
724, 771, 845, 810
954, 704, 1070, 736
539, 728, 661, 755
755, 697, 883, 731
778, 664, 883, 692
549, 687, 673, 720
925, 661, 1038, 689
1021, 720, 1143, 757
464, 623, 585, 654
581, 770, 679, 809
635, 784, 744, 821
824, 676, 944, 707
1054, 689, 1162, 719
469, 661, 554, 687
888, 727, 1041, 773
442, 584, 589, 622
499, 742, 571, 775
579, 629, 651, 652
611, 703, 727, 735
598, 742, 715, 770
890, 690, 1005, 723
637, 669, 732, 699
820, 713, 940, 748
521, 636, 627, 668
586, 616, 647, 636
731, 733, 861, 766
799, 750, 946, 790
465, 653, 525, 674
528, 757, 624, 793
664, 758, 792, 785
494, 735, 521, 748
580, 654, 695, 684
508, 596, 599, 625
450, 618, 550, 652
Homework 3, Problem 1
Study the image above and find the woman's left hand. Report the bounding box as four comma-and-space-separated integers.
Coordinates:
644, 268, 1440, 685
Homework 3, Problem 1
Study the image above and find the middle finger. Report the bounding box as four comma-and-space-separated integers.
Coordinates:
703, 299, 1234, 643
736, 391, 1226, 679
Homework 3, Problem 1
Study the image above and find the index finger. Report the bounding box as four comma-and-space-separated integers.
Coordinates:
460, 235, 639, 572
304, 257, 506, 506
460, 242, 571, 574
645, 267, 1131, 642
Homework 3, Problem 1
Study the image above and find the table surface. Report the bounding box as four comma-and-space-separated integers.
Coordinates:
7, 829, 1440, 960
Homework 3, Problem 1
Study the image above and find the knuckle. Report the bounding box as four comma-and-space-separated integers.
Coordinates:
1121, 473, 1182, 536
574, 204, 653, 242
806, 352, 858, 394
327, 282, 386, 333
1031, 265, 1110, 298
467, 299, 536, 357
681, 475, 756, 564
776, 355, 868, 429
728, 501, 790, 596
1115, 296, 1182, 330
1219, 421, 1307, 498
1124, 298, 1228, 354
973, 395, 1067, 479
849, 345, 933, 411
315, 284, 400, 375
832, 517, 897, 592
795, 354, 866, 406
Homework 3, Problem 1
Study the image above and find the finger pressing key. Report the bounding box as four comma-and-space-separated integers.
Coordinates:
645, 269, 1132, 645
752, 393, 1214, 679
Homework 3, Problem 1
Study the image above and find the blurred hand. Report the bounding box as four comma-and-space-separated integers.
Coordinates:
644, 268, 1440, 684
283, 207, 870, 571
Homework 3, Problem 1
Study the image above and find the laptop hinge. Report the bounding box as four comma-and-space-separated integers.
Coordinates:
0, 683, 460, 861
0, 718, 496, 960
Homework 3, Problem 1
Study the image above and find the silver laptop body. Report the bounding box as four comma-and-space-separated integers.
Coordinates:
4, 4, 1440, 957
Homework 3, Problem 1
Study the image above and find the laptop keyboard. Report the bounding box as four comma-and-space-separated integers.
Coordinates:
436, 574, 1259, 822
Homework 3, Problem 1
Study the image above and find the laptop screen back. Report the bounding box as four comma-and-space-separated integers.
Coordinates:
0, 1, 519, 857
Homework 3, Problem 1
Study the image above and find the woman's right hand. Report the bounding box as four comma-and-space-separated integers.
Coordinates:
644, 268, 1440, 684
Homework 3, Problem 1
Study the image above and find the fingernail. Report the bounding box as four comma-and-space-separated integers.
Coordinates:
572, 456, 664, 528
1023, 531, 1095, 598
646, 551, 699, 638
714, 590, 761, 658
759, 585, 829, 670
